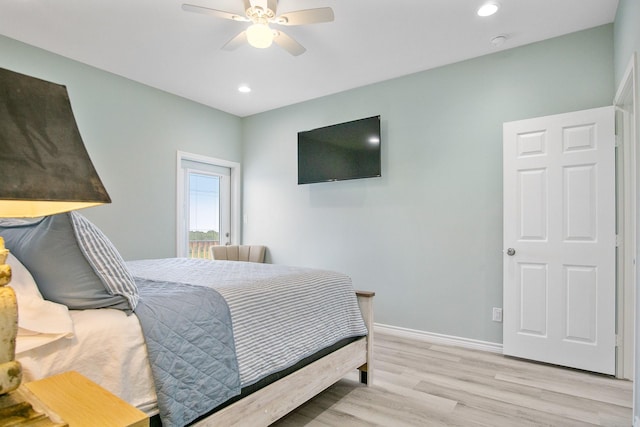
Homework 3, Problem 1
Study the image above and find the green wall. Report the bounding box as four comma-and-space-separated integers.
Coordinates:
241, 25, 615, 344
614, 0, 640, 85
0, 35, 243, 260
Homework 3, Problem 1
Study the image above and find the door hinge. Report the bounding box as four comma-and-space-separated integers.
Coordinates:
615, 133, 622, 148
616, 234, 622, 247
616, 335, 623, 347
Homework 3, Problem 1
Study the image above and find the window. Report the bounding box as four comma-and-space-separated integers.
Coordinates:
176, 151, 240, 258
187, 171, 228, 258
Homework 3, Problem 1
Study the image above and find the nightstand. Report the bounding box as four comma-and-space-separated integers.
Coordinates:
24, 371, 149, 427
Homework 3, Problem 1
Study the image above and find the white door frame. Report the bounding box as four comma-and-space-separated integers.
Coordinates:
176, 151, 241, 257
614, 53, 637, 382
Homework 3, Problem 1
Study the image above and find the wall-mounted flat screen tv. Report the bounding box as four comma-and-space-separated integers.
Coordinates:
297, 115, 381, 185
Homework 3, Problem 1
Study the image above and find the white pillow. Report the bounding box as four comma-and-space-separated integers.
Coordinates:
6, 253, 74, 353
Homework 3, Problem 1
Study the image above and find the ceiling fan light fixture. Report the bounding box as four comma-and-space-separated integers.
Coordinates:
181, 2, 335, 55
246, 23, 273, 48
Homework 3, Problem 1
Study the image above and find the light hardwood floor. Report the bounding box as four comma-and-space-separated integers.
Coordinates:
273, 331, 633, 426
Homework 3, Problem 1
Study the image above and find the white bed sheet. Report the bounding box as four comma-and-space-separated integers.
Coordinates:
16, 308, 158, 416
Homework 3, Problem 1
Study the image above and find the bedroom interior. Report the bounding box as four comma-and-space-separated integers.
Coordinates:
0, 68, 375, 426
1, 0, 640, 425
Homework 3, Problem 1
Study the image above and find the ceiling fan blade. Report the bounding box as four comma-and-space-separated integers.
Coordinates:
181, 4, 249, 22
273, 31, 306, 56
222, 31, 248, 51
275, 7, 334, 26
243, 0, 251, 11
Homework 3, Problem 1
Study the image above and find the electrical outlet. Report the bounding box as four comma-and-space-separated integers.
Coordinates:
492, 307, 503, 322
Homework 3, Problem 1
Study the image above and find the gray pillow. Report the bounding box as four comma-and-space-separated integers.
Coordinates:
0, 212, 138, 313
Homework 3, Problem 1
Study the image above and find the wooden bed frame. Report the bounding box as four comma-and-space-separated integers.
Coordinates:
194, 290, 375, 426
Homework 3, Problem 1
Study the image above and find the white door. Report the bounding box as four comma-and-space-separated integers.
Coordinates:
177, 156, 232, 258
503, 106, 616, 375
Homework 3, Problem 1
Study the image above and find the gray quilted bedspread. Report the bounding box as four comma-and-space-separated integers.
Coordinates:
128, 258, 368, 388
134, 278, 240, 427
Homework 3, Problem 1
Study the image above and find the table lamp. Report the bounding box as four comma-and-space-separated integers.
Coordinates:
0, 67, 111, 422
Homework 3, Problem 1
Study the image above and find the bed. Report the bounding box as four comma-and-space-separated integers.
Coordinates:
1, 212, 374, 426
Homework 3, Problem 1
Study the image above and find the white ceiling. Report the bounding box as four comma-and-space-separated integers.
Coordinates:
0, 0, 619, 117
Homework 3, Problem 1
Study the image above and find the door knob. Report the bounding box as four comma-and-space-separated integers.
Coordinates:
506, 248, 516, 256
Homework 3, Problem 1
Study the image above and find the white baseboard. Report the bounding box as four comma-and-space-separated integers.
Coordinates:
374, 323, 503, 354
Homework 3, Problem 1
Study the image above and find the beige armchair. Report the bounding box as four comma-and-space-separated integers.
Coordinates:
210, 245, 266, 263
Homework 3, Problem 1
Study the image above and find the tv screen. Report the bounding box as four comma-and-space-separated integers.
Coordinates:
297, 115, 381, 185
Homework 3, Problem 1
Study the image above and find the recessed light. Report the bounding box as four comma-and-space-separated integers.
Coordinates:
477, 2, 500, 17
238, 85, 251, 93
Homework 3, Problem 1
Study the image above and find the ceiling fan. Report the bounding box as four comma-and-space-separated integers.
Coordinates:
182, 0, 334, 56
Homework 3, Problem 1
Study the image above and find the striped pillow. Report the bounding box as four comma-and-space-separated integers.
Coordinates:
70, 212, 139, 311
0, 213, 137, 313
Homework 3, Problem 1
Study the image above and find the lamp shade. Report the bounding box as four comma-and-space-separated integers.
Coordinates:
0, 68, 111, 218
